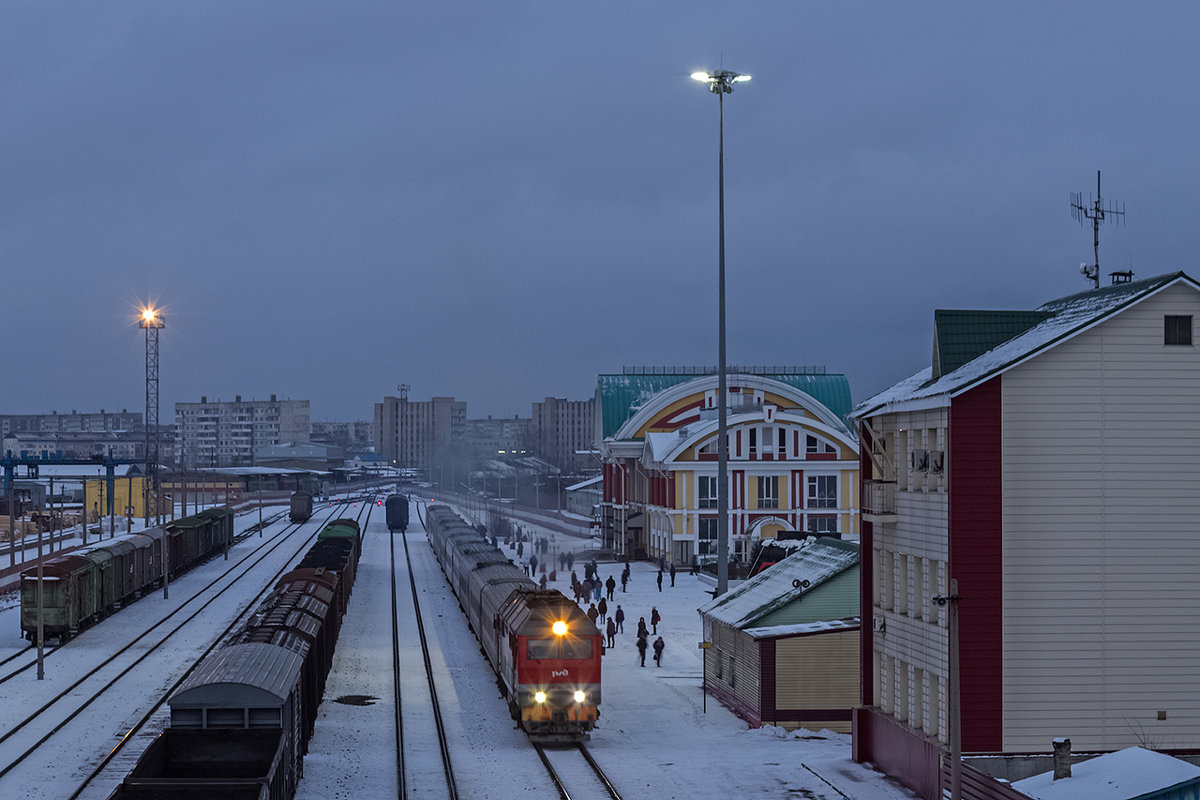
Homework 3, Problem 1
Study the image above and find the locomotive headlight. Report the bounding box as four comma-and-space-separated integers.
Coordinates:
552, 620, 568, 636
573, 690, 586, 703
534, 691, 547, 704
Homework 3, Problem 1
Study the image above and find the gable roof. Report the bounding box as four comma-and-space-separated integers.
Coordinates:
933, 309, 1052, 378
698, 537, 859, 629
855, 272, 1199, 418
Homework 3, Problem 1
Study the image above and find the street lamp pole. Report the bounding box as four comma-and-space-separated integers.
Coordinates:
138, 307, 165, 527
692, 68, 750, 596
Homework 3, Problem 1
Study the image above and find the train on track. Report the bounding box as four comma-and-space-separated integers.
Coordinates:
385, 493, 409, 532
108, 516, 363, 800
289, 491, 313, 523
19, 507, 234, 643
424, 504, 601, 742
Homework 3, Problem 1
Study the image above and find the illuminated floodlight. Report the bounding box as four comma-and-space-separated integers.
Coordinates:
552, 620, 568, 636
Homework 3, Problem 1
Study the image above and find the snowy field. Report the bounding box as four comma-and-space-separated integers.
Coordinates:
298, 502, 918, 800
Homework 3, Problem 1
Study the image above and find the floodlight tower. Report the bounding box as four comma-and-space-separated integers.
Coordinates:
139, 308, 165, 525
691, 68, 750, 597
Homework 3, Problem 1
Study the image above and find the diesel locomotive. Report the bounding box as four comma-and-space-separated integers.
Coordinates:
424, 504, 601, 741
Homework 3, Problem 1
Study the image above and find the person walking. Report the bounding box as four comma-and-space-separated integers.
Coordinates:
539, 573, 548, 590
587, 603, 599, 626
593, 581, 601, 602
605, 617, 616, 649
657, 568, 663, 592
636, 634, 648, 667
614, 605, 625, 633
620, 571, 628, 593
650, 606, 661, 634
605, 575, 616, 601
530, 554, 538, 574
597, 597, 607, 623
652, 635, 665, 667
637, 616, 648, 640
670, 563, 676, 587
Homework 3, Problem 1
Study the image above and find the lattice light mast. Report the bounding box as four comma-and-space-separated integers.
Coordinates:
139, 308, 165, 525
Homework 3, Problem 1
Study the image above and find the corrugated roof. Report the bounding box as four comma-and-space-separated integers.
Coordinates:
597, 369, 852, 438
856, 272, 1197, 418
933, 309, 1052, 378
698, 538, 859, 629
743, 617, 859, 639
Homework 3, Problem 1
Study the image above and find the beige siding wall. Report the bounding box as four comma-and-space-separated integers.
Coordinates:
773, 631, 859, 733
1001, 282, 1200, 751
865, 407, 951, 742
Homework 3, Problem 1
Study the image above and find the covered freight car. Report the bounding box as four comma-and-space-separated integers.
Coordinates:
385, 494, 408, 532
289, 491, 313, 523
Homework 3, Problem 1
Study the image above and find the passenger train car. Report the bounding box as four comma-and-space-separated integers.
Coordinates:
424, 504, 601, 741
108, 517, 362, 800
20, 507, 234, 642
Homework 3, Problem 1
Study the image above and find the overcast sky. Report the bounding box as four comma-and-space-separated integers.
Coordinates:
4, 3, 1198, 422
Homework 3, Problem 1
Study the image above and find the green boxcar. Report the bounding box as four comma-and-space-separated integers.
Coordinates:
20, 555, 99, 641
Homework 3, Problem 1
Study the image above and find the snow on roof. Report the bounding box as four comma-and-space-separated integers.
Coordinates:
855, 272, 1197, 418
743, 617, 859, 639
699, 538, 859, 629
1012, 747, 1200, 800
565, 475, 602, 492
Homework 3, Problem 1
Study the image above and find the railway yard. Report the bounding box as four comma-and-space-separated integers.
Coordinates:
0, 497, 916, 800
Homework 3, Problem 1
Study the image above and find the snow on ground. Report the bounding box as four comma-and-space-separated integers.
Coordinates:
299, 503, 917, 800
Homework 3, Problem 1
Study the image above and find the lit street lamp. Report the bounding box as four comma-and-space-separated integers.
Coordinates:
138, 307, 165, 528
691, 68, 750, 597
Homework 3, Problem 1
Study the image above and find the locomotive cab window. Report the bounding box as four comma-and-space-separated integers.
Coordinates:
527, 638, 595, 659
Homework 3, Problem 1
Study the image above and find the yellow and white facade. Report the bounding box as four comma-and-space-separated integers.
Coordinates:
600, 374, 859, 565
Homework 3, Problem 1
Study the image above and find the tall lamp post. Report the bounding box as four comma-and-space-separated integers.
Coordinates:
692, 68, 750, 597
139, 307, 165, 526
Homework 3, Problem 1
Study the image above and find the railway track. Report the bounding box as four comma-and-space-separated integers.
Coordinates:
0, 502, 363, 799
391, 501, 459, 799
0, 510, 291, 686
535, 742, 623, 800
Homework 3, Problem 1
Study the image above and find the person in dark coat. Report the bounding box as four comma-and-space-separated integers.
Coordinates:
636, 616, 648, 639
614, 605, 625, 633
605, 575, 616, 600
636, 634, 648, 667
652, 636, 664, 666
670, 564, 676, 587
530, 554, 538, 574
605, 617, 616, 649
587, 603, 599, 626
597, 597, 607, 623
539, 573, 548, 589
650, 606, 661, 634
657, 568, 663, 592
620, 571, 628, 593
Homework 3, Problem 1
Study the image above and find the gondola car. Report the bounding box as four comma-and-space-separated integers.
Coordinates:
109, 512, 363, 800
424, 505, 601, 741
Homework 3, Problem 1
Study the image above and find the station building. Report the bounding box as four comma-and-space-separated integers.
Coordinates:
597, 367, 858, 565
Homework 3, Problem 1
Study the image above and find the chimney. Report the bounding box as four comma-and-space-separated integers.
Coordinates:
1052, 738, 1071, 780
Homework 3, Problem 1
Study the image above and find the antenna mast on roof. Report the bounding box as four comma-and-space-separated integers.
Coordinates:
1071, 170, 1125, 289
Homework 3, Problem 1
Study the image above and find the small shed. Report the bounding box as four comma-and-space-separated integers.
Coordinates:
1012, 747, 1200, 800
698, 537, 859, 732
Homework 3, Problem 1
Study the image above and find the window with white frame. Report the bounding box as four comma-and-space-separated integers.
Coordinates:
806, 515, 837, 534
698, 475, 717, 509
757, 475, 779, 509
806, 434, 836, 456
807, 474, 837, 508
698, 517, 717, 555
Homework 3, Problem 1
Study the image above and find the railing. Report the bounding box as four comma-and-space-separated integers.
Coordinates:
862, 479, 897, 517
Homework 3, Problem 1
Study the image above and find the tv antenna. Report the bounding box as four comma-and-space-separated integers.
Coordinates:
1071, 170, 1125, 289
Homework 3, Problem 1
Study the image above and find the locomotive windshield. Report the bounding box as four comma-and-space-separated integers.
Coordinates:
526, 638, 594, 660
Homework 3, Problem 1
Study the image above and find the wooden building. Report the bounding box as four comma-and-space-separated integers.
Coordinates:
699, 537, 859, 731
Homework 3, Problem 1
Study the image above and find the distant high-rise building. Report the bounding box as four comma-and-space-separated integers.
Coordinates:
531, 397, 595, 472
174, 395, 309, 467
374, 395, 466, 473
465, 415, 531, 462
0, 409, 142, 438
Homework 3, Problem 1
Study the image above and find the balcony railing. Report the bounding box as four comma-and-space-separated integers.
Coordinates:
862, 479, 897, 520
